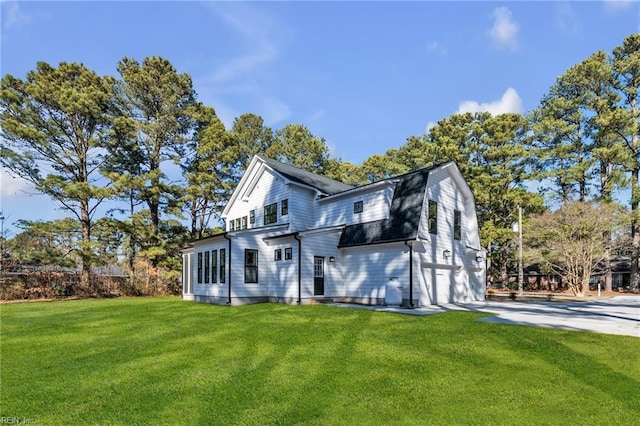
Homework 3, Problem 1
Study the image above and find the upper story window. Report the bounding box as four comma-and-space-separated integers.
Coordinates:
229, 219, 235, 231
354, 200, 363, 214
264, 203, 277, 225
235, 218, 241, 230
281, 199, 288, 216
428, 200, 438, 235
241, 216, 248, 230
285, 247, 292, 260
454, 210, 462, 241
274, 249, 282, 261
249, 210, 255, 224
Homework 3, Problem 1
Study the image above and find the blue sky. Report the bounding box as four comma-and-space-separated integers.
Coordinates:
1, 0, 639, 230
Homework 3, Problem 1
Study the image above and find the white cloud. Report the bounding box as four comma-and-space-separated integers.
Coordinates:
0, 168, 33, 197
257, 96, 291, 125
426, 41, 447, 55
555, 2, 581, 33
489, 7, 519, 51
198, 2, 292, 125
1, 0, 29, 30
603, 0, 638, 12
456, 87, 523, 115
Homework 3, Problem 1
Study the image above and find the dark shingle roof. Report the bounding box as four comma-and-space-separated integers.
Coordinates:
258, 155, 353, 195
338, 166, 434, 248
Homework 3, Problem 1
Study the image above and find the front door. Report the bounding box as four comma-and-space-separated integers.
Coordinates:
314, 257, 324, 296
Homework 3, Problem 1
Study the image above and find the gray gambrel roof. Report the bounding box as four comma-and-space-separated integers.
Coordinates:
338, 165, 439, 248
258, 155, 353, 195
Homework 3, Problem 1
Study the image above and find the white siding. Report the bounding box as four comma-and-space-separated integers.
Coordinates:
416, 166, 485, 305
341, 243, 411, 305
225, 169, 291, 232
315, 185, 394, 227
289, 187, 316, 232
299, 230, 342, 301
192, 239, 230, 301
263, 237, 299, 301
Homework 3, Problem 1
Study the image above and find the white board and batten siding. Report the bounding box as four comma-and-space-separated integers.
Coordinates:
416, 165, 485, 305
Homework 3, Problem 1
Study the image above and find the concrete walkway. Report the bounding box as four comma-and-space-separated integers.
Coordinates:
331, 296, 640, 338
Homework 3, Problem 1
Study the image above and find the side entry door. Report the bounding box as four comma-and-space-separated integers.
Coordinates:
314, 257, 324, 296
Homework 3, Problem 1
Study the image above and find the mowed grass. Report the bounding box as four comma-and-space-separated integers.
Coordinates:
1, 298, 639, 425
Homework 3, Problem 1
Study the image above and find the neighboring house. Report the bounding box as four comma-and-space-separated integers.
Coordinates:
181, 155, 486, 306
506, 257, 631, 292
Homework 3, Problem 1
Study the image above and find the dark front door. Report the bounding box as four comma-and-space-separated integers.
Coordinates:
314, 257, 324, 296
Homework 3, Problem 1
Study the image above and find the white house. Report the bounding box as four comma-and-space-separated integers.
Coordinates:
181, 155, 486, 307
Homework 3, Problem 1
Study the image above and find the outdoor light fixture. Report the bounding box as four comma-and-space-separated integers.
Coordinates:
329, 256, 336, 263
443, 250, 451, 259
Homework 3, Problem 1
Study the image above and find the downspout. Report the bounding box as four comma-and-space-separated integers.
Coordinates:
405, 240, 415, 308
294, 234, 302, 305
223, 233, 232, 305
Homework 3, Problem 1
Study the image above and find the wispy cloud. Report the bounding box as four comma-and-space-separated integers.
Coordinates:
555, 2, 581, 33
207, 3, 280, 83
456, 87, 523, 115
603, 0, 638, 12
198, 2, 293, 126
0, 168, 33, 197
489, 7, 519, 51
426, 41, 447, 55
1, 0, 29, 31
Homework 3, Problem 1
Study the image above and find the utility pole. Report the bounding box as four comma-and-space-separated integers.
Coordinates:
518, 205, 524, 295
0, 211, 4, 273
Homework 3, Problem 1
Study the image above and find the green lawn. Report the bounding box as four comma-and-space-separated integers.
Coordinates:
1, 297, 638, 425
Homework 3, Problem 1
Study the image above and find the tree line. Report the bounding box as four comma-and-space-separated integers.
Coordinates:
1, 34, 638, 296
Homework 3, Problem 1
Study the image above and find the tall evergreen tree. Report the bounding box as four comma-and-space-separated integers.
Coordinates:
182, 103, 234, 239
266, 124, 331, 173
612, 34, 640, 292
0, 62, 115, 290
112, 56, 196, 267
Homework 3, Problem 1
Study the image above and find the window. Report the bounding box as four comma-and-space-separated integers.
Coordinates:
197, 252, 203, 284
235, 218, 241, 230
211, 250, 217, 283
204, 251, 210, 284
274, 249, 282, 261
354, 200, 363, 214
219, 248, 226, 283
229, 219, 235, 231
281, 199, 288, 216
285, 247, 292, 260
428, 200, 438, 234
249, 210, 255, 224
245, 249, 258, 283
241, 216, 247, 230
454, 210, 462, 241
264, 203, 277, 225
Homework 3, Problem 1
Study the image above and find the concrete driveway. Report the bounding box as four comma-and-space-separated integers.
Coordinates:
462, 296, 640, 338
332, 296, 640, 337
